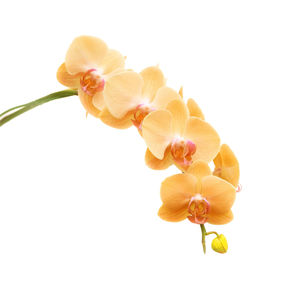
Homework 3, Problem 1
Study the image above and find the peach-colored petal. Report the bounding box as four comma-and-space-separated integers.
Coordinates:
213, 144, 240, 188
99, 108, 133, 129
173, 162, 189, 173
92, 91, 105, 111
201, 175, 236, 214
187, 98, 205, 120
140, 66, 165, 102
151, 86, 181, 110
142, 110, 174, 160
184, 117, 220, 163
57, 63, 81, 88
101, 49, 125, 75
207, 210, 234, 225
166, 99, 189, 135
158, 204, 189, 222
104, 71, 144, 119
187, 160, 212, 191
78, 88, 101, 117
65, 36, 108, 74
160, 173, 197, 209
145, 147, 172, 170
179, 86, 183, 98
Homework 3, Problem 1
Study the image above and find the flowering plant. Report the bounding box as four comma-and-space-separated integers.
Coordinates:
0, 36, 240, 254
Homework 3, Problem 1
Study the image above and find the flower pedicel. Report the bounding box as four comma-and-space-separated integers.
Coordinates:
0, 35, 241, 254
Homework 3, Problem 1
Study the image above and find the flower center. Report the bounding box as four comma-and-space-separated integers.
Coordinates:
170, 138, 196, 168
132, 104, 155, 131
187, 195, 210, 224
213, 167, 221, 177
80, 69, 105, 96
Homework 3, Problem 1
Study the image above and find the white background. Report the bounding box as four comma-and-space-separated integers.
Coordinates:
0, 0, 299, 292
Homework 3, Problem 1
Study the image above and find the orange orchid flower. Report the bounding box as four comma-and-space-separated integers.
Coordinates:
213, 144, 240, 188
158, 160, 236, 225
101, 66, 181, 130
145, 96, 206, 170
57, 36, 125, 117
142, 99, 220, 170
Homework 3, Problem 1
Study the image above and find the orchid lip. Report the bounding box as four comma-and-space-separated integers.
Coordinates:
80, 68, 105, 96
132, 104, 156, 131
170, 138, 196, 168
187, 194, 210, 224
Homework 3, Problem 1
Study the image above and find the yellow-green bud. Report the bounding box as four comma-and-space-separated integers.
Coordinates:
211, 234, 228, 254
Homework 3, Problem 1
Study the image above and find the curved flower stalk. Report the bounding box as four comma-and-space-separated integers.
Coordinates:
142, 99, 220, 170
57, 36, 126, 117
0, 90, 78, 127
0, 35, 241, 255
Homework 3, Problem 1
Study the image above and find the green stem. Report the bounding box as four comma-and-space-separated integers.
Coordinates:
205, 231, 219, 237
0, 89, 78, 127
0, 103, 28, 118
200, 224, 206, 254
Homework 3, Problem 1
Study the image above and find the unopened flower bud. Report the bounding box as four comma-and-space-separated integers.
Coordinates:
211, 234, 228, 254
